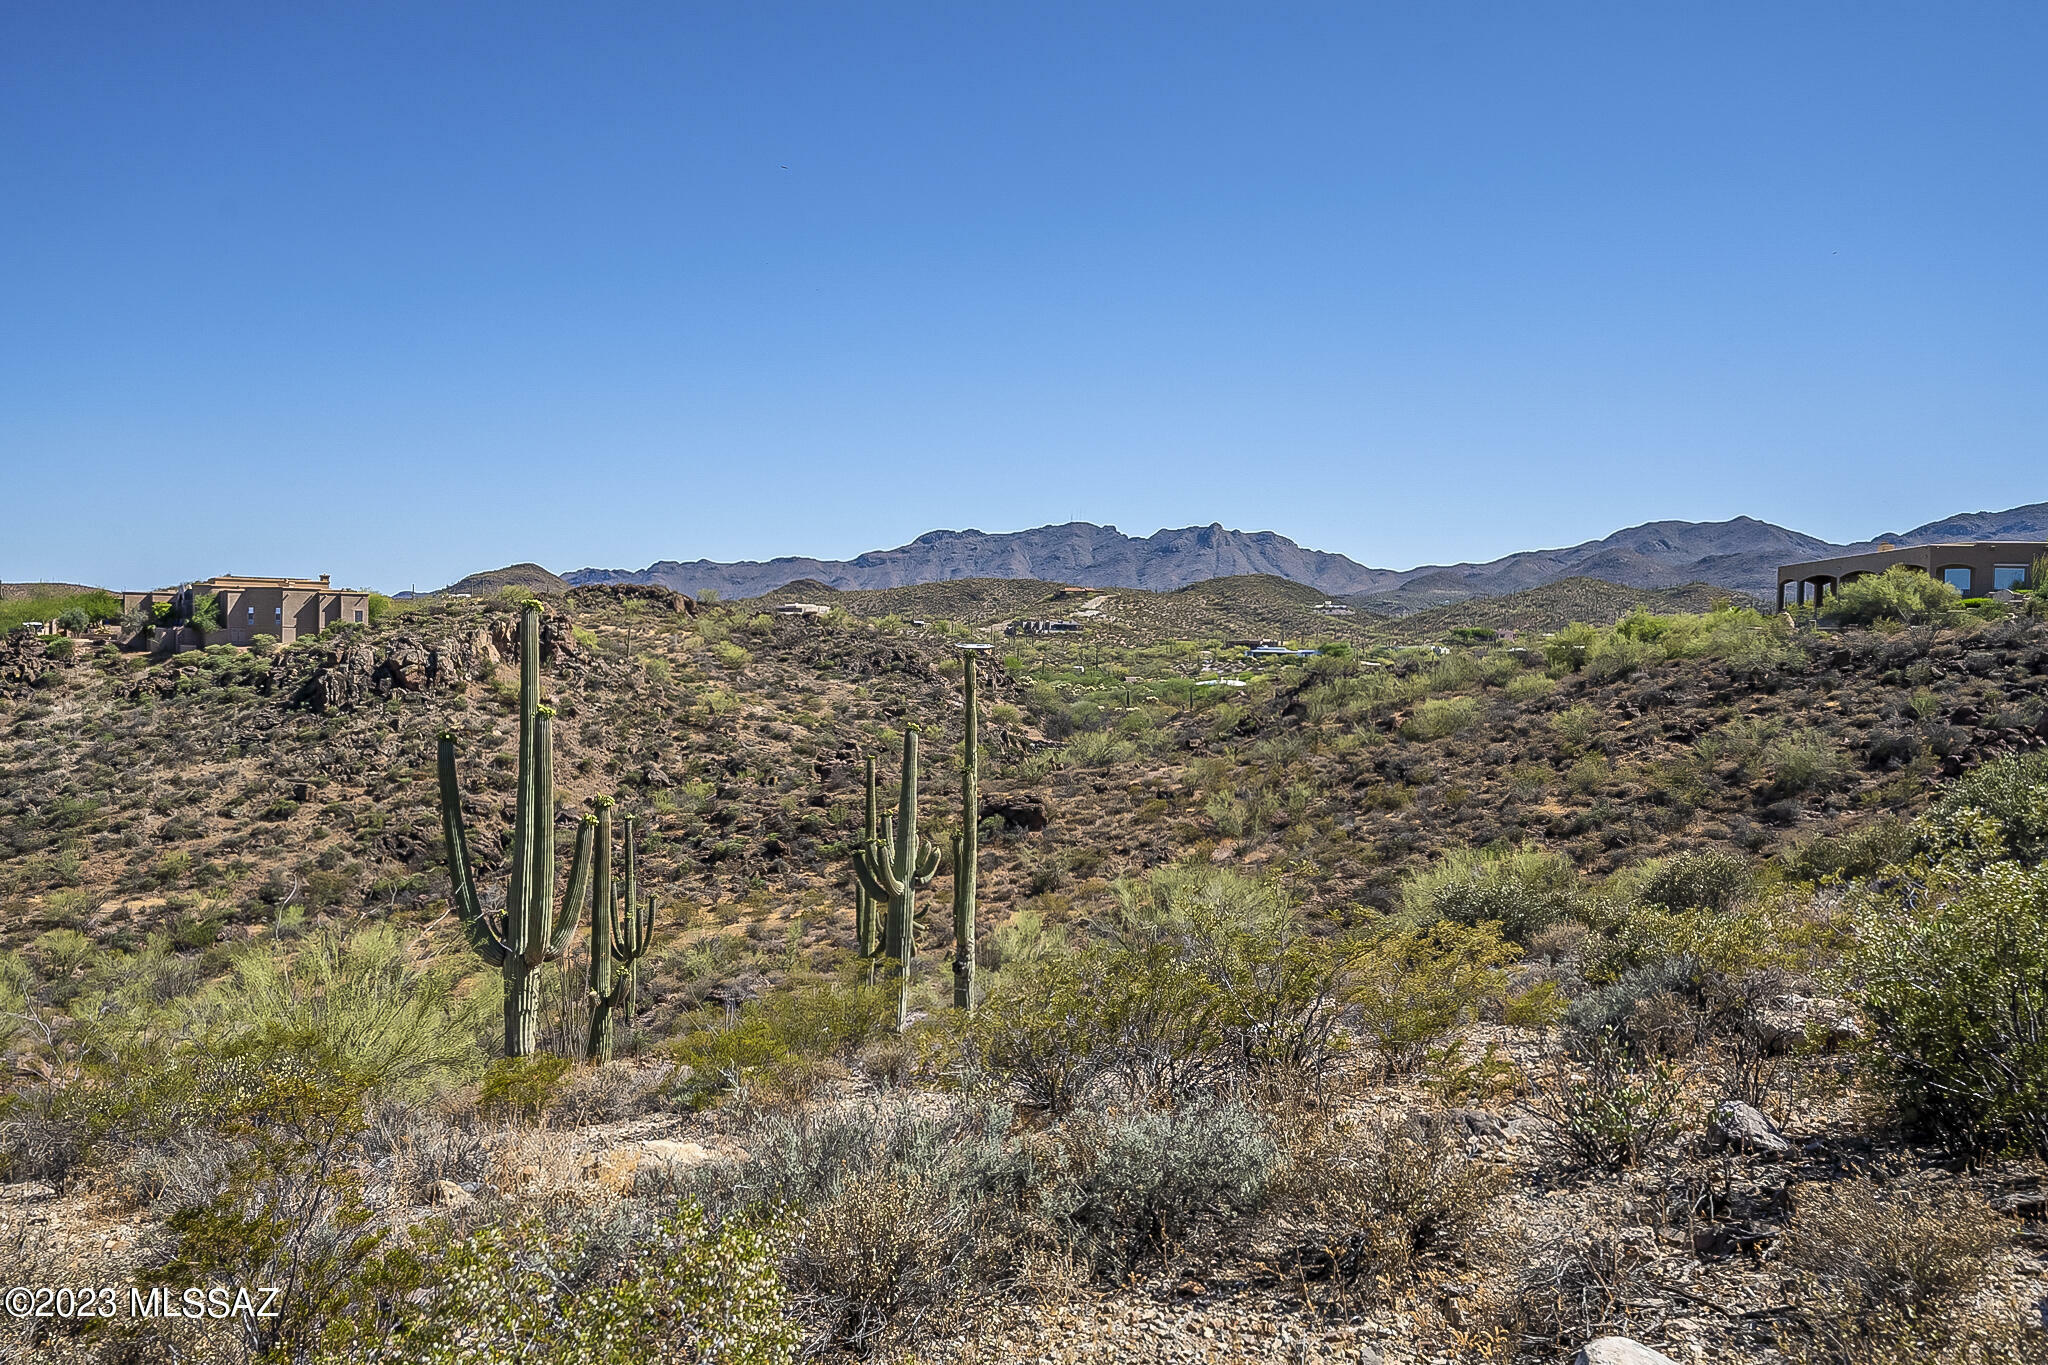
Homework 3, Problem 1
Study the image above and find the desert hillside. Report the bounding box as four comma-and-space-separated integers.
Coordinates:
4, 577, 2047, 1364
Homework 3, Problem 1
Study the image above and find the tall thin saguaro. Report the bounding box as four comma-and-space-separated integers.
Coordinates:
438, 601, 590, 1055
950, 649, 980, 1011
854, 756, 882, 959
584, 798, 654, 1063
854, 727, 940, 1029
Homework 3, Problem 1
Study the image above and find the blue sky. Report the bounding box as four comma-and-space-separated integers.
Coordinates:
3, 3, 2043, 591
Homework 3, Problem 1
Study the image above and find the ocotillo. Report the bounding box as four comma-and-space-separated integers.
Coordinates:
437, 601, 589, 1056
853, 727, 940, 1029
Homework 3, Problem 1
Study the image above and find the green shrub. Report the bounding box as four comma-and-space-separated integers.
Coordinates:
1920, 751, 2048, 865
670, 983, 897, 1108
185, 928, 490, 1101
1105, 866, 1355, 1091
1350, 918, 1516, 1076
1638, 849, 1754, 913
1852, 861, 2048, 1158
970, 952, 1117, 1115
0, 589, 121, 634
187, 592, 223, 632
1826, 564, 1960, 626
1524, 1030, 1682, 1170
1399, 843, 1581, 941
478, 1053, 573, 1122
1767, 731, 1846, 794
91, 1029, 396, 1362
1543, 622, 1599, 672
1550, 703, 1600, 751
1782, 818, 1915, 884
1402, 696, 1478, 740
334, 1201, 794, 1364
1050, 1099, 1277, 1273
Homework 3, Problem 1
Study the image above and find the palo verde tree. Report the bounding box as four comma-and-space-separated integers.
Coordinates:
855, 727, 941, 1030
437, 601, 593, 1056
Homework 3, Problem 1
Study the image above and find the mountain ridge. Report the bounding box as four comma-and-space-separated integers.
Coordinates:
556, 503, 2048, 611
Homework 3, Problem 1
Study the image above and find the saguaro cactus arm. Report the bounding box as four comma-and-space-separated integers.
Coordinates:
854, 838, 904, 902
437, 731, 507, 969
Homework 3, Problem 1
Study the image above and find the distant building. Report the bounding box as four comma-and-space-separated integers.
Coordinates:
1777, 542, 2047, 611
1312, 601, 1355, 615
1005, 619, 1082, 636
771, 602, 831, 616
123, 574, 369, 647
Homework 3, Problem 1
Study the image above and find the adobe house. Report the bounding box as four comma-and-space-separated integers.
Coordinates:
1777, 542, 2047, 611
122, 574, 370, 648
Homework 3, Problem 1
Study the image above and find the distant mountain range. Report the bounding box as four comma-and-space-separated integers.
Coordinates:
556, 502, 2048, 612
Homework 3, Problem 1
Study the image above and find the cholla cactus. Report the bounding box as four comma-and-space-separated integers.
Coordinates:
437, 601, 589, 1056
854, 727, 941, 1030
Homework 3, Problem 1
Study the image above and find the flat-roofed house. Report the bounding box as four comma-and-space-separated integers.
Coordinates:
1777, 543, 2047, 611
122, 574, 370, 647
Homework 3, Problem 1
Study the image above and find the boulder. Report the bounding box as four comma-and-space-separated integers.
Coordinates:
0, 629, 61, 699
1757, 995, 1863, 1054
1709, 1099, 1793, 1156
1574, 1339, 1679, 1365
292, 641, 377, 712
431, 1179, 474, 1209
982, 796, 1049, 832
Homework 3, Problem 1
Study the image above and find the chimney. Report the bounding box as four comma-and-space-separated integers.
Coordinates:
320, 574, 330, 586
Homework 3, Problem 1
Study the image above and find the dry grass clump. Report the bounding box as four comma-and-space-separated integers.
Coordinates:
1267, 1105, 1509, 1304
1775, 1179, 2037, 1364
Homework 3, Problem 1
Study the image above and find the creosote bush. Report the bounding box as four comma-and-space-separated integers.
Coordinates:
1399, 843, 1581, 942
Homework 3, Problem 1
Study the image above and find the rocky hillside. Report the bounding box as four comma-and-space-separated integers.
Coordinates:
7, 590, 2047, 976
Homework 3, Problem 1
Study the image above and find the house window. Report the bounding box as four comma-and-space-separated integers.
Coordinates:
1941, 567, 1972, 592
275, 607, 282, 620
1994, 565, 2029, 591
246, 607, 254, 622
355, 610, 364, 622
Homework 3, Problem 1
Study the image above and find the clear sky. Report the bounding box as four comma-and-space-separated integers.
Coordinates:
3, 2, 2043, 592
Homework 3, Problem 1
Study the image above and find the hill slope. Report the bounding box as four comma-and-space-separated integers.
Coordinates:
437, 562, 570, 596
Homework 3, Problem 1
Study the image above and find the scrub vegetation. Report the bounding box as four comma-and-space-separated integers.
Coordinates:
4, 576, 2047, 1363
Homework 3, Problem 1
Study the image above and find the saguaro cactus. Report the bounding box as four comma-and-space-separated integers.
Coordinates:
584, 798, 654, 1063
853, 756, 882, 959
438, 601, 591, 1056
854, 727, 940, 1029
951, 649, 981, 1012
616, 813, 653, 1023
